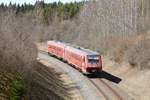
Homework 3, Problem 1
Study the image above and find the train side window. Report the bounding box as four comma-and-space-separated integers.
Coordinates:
58, 48, 61, 51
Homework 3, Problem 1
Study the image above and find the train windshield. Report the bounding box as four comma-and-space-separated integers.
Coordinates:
88, 55, 99, 65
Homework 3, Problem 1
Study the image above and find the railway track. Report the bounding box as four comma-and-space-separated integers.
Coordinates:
39, 50, 131, 100
88, 78, 122, 100
39, 50, 47, 55
88, 79, 110, 100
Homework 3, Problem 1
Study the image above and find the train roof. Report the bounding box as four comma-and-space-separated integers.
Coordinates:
48, 40, 66, 47
78, 48, 99, 56
47, 40, 99, 55
69, 45, 99, 55
52, 41, 99, 55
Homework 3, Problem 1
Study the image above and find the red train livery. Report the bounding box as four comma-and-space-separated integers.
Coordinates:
47, 41, 102, 74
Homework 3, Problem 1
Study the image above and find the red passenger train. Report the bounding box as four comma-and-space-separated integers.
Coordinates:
47, 41, 102, 74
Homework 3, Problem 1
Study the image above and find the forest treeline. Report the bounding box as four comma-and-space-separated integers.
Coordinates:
0, 1, 84, 24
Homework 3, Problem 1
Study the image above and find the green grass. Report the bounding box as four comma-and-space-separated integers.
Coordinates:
7, 71, 25, 100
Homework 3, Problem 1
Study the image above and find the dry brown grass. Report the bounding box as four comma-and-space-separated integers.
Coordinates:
23, 62, 70, 100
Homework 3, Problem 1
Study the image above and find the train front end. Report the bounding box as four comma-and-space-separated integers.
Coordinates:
85, 55, 102, 74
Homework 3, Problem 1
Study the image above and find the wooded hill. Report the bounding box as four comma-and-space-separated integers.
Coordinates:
0, 1, 84, 24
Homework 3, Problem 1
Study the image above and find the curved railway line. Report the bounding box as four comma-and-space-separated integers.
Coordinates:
88, 79, 122, 100
39, 50, 132, 100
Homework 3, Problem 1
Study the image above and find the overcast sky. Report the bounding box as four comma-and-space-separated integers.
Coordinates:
0, 0, 83, 5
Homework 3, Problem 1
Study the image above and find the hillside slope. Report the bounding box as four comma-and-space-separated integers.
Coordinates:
103, 57, 150, 100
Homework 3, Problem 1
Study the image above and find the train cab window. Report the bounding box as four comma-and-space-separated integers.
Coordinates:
88, 55, 99, 65
48, 45, 52, 48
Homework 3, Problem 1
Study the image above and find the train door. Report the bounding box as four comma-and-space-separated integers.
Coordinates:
82, 56, 85, 68
82, 56, 87, 74
63, 48, 66, 59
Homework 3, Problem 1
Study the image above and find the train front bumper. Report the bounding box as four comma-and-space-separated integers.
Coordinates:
86, 67, 102, 73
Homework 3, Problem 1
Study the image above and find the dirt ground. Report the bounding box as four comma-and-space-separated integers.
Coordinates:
39, 59, 84, 100
36, 42, 47, 51
102, 57, 150, 100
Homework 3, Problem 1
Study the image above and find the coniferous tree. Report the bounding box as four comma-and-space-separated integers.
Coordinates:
0, 3, 4, 9
9, 2, 12, 8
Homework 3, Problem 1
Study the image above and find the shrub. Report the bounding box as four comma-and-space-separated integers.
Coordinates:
127, 39, 150, 69
7, 71, 25, 100
114, 47, 124, 62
